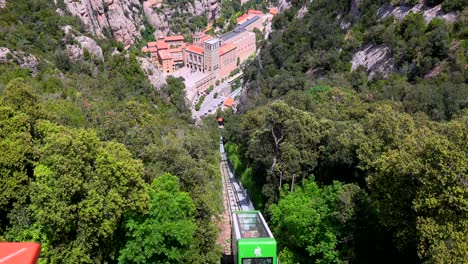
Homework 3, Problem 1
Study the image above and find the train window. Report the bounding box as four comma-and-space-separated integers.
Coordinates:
242, 258, 273, 264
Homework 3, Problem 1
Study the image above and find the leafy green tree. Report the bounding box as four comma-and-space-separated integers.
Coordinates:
271, 179, 371, 264
119, 173, 197, 264
240, 101, 322, 203
5, 120, 148, 263
0, 106, 33, 233
369, 117, 468, 263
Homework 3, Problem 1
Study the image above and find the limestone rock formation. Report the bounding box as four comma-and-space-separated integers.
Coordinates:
62, 0, 144, 49
62, 25, 104, 61
143, 0, 221, 37
138, 57, 166, 90
377, 3, 458, 23
278, 0, 291, 12
351, 45, 395, 79
61, 0, 221, 47
0, 47, 39, 74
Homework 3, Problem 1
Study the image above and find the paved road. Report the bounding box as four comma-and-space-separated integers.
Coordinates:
192, 73, 242, 119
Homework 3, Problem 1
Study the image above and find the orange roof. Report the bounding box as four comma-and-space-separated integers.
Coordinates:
224, 98, 235, 107
237, 14, 249, 23
186, 45, 204, 54
158, 50, 172, 60
219, 43, 237, 56
248, 10, 263, 15
155, 41, 168, 50
217, 117, 224, 122
0, 243, 41, 264
200, 35, 213, 43
169, 47, 183, 53
147, 41, 158, 48
164, 35, 184, 42
269, 8, 278, 15
148, 47, 158, 53
141, 47, 149, 52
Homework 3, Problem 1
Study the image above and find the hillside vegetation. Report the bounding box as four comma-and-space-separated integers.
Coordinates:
222, 0, 467, 263
0, 1, 221, 263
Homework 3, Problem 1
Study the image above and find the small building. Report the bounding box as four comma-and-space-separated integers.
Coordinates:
269, 8, 278, 16
155, 41, 169, 50
164, 35, 185, 48
248, 9, 263, 15
158, 50, 173, 74
169, 47, 184, 71
147, 41, 158, 48
224, 97, 235, 107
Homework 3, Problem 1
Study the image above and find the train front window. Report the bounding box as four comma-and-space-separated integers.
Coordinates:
242, 258, 273, 264
236, 213, 269, 238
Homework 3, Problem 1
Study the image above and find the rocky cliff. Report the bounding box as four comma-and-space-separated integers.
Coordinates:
349, 1, 458, 78
62, 0, 144, 49
60, 0, 221, 47
0, 47, 38, 74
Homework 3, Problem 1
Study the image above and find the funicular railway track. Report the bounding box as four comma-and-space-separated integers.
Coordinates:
221, 153, 241, 214
219, 138, 277, 264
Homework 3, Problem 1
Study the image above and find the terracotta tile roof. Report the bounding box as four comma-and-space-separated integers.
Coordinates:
155, 41, 169, 50
224, 98, 235, 107
141, 47, 149, 52
248, 9, 263, 15
237, 14, 249, 23
148, 47, 158, 53
269, 8, 278, 15
158, 50, 172, 60
164, 35, 184, 42
219, 43, 237, 56
169, 47, 183, 53
186, 45, 204, 54
147, 41, 158, 47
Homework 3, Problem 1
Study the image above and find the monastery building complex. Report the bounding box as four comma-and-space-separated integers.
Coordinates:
142, 9, 276, 103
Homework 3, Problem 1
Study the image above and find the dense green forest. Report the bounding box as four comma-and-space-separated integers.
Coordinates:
222, 0, 467, 263
0, 1, 222, 263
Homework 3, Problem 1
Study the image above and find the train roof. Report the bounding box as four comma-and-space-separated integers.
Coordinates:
232, 211, 274, 240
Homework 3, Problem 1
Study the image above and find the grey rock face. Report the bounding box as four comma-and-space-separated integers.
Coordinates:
351, 45, 395, 79
278, 0, 291, 12
0, 47, 39, 74
62, 0, 221, 47
137, 57, 166, 90
63, 0, 143, 48
62, 25, 104, 60
377, 3, 458, 24
0, 0, 5, 9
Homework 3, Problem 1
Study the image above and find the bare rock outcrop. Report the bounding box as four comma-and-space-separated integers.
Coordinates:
377, 3, 458, 23
138, 57, 166, 89
63, 0, 144, 49
61, 0, 221, 47
0, 0, 6, 9
277, 0, 292, 12
0, 47, 38, 74
351, 45, 395, 79
62, 25, 104, 61
143, 0, 221, 37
